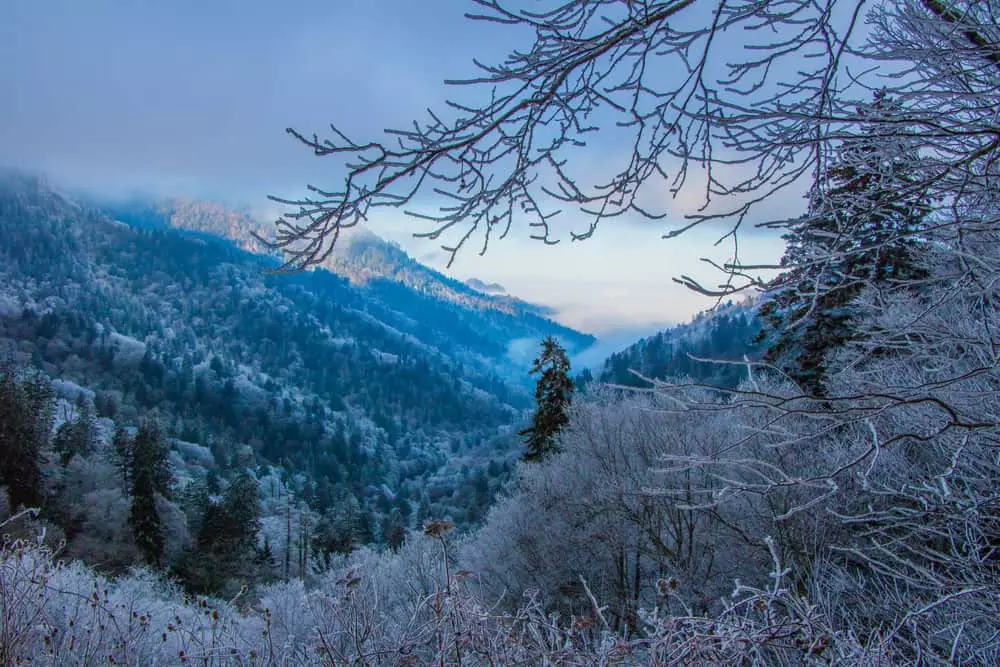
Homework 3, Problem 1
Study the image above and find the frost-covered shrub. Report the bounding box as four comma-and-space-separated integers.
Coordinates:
68, 487, 138, 570
0, 537, 278, 664
1, 514, 906, 665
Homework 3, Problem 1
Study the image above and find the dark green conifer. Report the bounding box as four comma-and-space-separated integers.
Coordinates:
112, 423, 133, 488
220, 471, 262, 555
129, 419, 172, 566
520, 337, 574, 463
0, 365, 53, 509
182, 470, 262, 595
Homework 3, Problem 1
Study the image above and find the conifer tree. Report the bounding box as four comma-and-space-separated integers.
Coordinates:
128, 419, 172, 566
758, 91, 930, 395
179, 471, 263, 595
520, 337, 574, 463
220, 471, 262, 558
0, 365, 53, 509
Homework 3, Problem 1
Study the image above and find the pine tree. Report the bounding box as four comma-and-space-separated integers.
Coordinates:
0, 365, 53, 509
758, 91, 930, 395
220, 471, 262, 557
129, 420, 172, 566
129, 489, 163, 566
520, 337, 574, 463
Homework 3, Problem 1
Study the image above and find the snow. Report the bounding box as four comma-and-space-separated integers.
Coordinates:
0, 293, 21, 317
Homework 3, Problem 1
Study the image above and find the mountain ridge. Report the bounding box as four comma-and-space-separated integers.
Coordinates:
104, 197, 569, 326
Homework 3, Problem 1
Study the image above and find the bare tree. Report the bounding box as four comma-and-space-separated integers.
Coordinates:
267, 0, 879, 274
268, 0, 998, 298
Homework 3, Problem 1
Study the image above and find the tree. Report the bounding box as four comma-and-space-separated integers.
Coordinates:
219, 471, 262, 558
267, 0, 875, 273
111, 423, 133, 488
265, 0, 996, 310
520, 337, 573, 463
128, 420, 172, 566
757, 91, 931, 395
180, 471, 263, 595
0, 365, 53, 510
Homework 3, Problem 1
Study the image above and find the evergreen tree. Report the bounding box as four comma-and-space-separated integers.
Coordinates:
128, 419, 172, 566
181, 471, 262, 595
129, 489, 162, 567
758, 91, 930, 395
220, 471, 262, 557
258, 535, 277, 578
0, 365, 53, 509
520, 337, 574, 463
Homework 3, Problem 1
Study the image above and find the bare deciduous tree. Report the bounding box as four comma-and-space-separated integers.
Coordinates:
268, 0, 876, 275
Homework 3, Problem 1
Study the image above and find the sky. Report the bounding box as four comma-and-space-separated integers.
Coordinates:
0, 0, 788, 337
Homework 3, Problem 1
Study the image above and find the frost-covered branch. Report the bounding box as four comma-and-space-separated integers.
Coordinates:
269, 0, 867, 277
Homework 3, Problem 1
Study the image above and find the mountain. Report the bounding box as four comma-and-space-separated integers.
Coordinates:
104, 197, 578, 358
0, 172, 591, 539
312, 224, 562, 322
591, 300, 764, 388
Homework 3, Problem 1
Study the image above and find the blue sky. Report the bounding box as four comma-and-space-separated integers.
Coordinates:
0, 0, 786, 336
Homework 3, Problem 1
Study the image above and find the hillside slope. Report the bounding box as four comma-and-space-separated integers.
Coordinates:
0, 173, 591, 537
593, 300, 763, 388
104, 197, 592, 386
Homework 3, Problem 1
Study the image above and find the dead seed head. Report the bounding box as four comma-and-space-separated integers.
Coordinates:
423, 521, 454, 538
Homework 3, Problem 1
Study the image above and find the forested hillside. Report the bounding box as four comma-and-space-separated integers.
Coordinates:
0, 172, 594, 590
105, 196, 584, 378
592, 300, 763, 388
